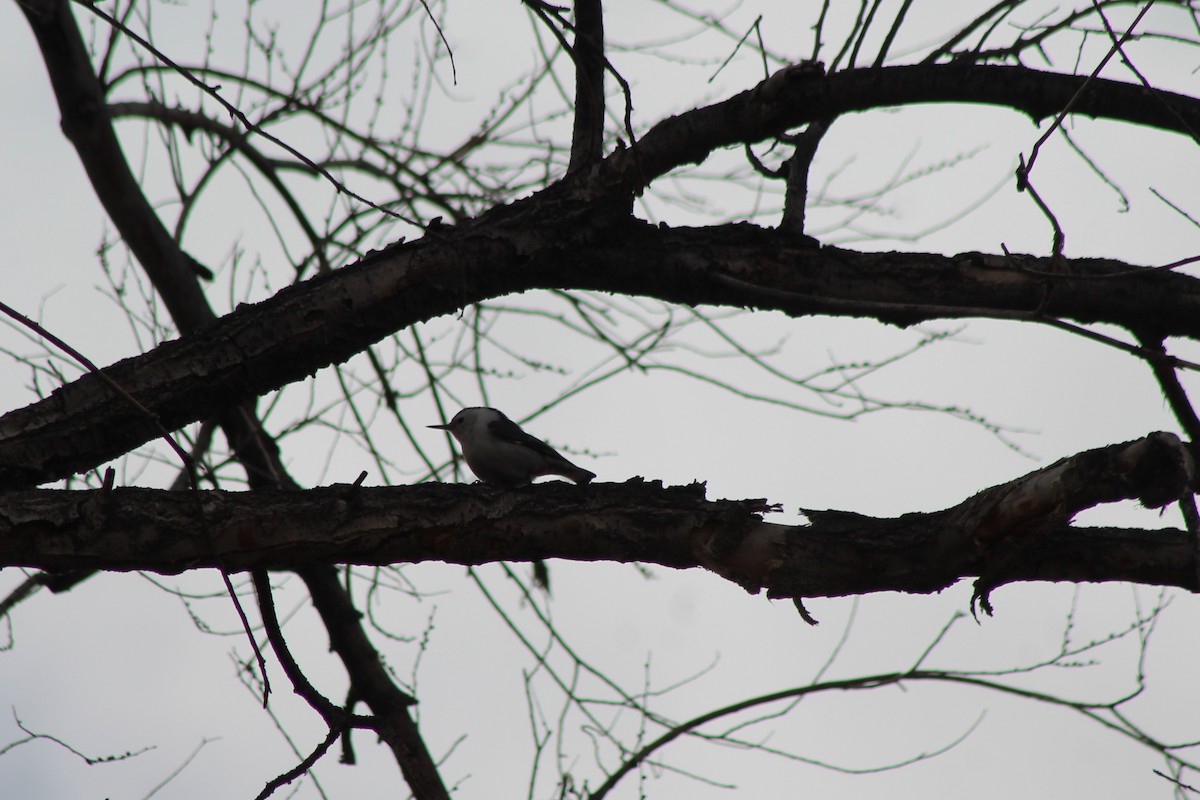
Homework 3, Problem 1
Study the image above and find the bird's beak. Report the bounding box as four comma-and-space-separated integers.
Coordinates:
428, 423, 450, 430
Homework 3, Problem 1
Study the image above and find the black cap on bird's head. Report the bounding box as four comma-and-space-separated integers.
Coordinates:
428, 407, 505, 436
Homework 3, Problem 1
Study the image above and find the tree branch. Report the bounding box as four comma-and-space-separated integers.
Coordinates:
19, 0, 214, 331
2, 434, 1194, 598
296, 566, 448, 800
4, 54, 1199, 490
4, 222, 1200, 489
568, 0, 605, 172
597, 62, 1200, 198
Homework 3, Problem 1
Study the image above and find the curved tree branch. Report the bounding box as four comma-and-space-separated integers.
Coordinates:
596, 62, 1200, 199
3, 222, 1200, 489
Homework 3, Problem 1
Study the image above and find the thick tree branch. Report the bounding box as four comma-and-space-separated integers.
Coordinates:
2, 434, 1194, 598
3, 219, 1199, 489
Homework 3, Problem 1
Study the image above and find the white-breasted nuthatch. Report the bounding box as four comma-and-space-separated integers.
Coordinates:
429, 407, 595, 487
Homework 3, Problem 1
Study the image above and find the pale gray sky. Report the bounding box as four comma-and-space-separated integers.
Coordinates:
1, 2, 1198, 798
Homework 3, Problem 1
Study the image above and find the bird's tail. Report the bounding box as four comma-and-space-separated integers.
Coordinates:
552, 457, 595, 485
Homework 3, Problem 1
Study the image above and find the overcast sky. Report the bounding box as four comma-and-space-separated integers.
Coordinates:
2, 2, 1199, 798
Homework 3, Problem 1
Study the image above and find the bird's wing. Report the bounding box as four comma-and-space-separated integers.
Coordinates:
487, 416, 563, 460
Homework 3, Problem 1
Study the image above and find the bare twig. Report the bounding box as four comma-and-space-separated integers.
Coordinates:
0, 298, 197, 486
1015, 0, 1157, 260
73, 0, 418, 225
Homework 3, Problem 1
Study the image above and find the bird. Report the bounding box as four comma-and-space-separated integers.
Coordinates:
428, 407, 595, 487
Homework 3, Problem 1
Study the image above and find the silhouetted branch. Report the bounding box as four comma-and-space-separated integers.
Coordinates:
2, 434, 1195, 599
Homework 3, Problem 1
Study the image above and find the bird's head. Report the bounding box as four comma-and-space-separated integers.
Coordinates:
428, 406, 505, 442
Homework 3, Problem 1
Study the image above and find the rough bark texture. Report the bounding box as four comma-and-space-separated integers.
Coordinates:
3, 435, 1193, 600
3, 223, 1197, 489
